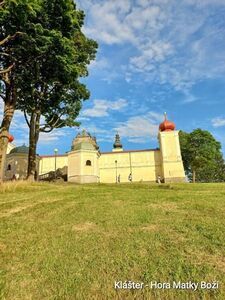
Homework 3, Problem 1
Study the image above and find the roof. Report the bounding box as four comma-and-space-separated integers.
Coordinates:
40, 154, 68, 158
72, 142, 97, 151
10, 145, 29, 154
101, 149, 159, 154
40, 149, 160, 157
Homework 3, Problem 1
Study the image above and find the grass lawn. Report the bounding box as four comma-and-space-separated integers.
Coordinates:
0, 182, 225, 299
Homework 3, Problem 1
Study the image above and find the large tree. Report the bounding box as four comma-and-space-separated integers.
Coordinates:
0, 0, 41, 182
179, 129, 225, 183
17, 0, 97, 180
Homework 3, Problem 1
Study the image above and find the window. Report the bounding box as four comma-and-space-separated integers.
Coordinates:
86, 160, 92, 166
7, 164, 11, 171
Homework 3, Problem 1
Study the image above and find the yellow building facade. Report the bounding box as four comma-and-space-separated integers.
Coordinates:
38, 116, 186, 183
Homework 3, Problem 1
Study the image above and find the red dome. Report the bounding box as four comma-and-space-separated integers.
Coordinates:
159, 114, 175, 132
8, 134, 14, 143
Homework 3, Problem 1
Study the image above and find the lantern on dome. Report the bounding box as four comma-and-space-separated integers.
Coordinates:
8, 134, 14, 143
159, 112, 175, 132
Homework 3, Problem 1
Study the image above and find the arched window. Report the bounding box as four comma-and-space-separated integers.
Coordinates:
86, 160, 92, 166
7, 164, 11, 171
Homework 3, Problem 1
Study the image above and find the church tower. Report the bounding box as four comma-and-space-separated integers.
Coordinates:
112, 133, 123, 152
158, 113, 185, 183
68, 130, 100, 183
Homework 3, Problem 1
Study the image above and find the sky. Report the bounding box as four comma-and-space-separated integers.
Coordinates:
1, 0, 225, 155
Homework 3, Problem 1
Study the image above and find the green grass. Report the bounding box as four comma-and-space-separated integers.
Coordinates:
0, 182, 225, 300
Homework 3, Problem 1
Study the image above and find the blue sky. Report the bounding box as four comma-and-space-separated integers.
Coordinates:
1, 0, 225, 155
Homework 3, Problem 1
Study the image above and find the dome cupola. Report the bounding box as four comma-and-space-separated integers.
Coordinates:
113, 133, 122, 149
71, 129, 99, 151
113, 133, 123, 152
8, 134, 14, 143
159, 113, 175, 132
10, 144, 29, 154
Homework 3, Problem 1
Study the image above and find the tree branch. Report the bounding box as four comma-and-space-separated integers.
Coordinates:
55, 121, 65, 128
40, 126, 54, 133
50, 114, 64, 128
24, 111, 31, 128
0, 1, 5, 8
0, 63, 15, 74
0, 93, 5, 100
0, 52, 10, 57
0, 32, 24, 46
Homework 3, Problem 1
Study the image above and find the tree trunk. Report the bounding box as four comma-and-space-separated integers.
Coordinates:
192, 169, 196, 183
0, 131, 10, 183
0, 82, 16, 183
27, 111, 40, 181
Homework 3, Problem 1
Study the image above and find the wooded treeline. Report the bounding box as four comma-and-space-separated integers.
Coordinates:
179, 129, 225, 183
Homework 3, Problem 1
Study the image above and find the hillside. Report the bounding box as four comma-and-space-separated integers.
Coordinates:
0, 182, 225, 299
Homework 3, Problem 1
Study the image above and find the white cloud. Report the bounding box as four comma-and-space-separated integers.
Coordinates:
82, 98, 128, 117
185, 0, 225, 7
81, 1, 135, 45
77, 1, 165, 46
130, 41, 173, 72
0, 104, 70, 147
114, 111, 163, 143
181, 91, 199, 104
0, 100, 3, 116
212, 117, 225, 128
39, 129, 69, 144
89, 57, 109, 71
77, 0, 225, 95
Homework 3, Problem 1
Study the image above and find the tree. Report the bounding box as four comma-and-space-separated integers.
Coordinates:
179, 129, 225, 183
16, 0, 97, 180
0, 0, 41, 182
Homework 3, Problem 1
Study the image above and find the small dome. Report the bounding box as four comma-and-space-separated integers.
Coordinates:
10, 144, 29, 154
72, 130, 99, 151
8, 134, 14, 143
159, 113, 175, 132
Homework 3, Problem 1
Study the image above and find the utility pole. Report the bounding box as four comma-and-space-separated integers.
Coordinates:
54, 148, 58, 180
115, 160, 118, 183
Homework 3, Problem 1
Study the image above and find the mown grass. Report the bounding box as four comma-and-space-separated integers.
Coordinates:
0, 182, 225, 299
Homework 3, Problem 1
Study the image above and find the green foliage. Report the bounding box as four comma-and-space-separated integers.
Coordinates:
1, 0, 97, 179
16, 0, 98, 130
1, 0, 97, 127
0, 0, 40, 82
179, 129, 225, 182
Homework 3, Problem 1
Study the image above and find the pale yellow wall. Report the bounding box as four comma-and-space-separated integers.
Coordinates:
68, 152, 81, 182
35, 129, 185, 184
6, 143, 15, 154
39, 155, 68, 175
159, 130, 185, 182
99, 150, 162, 183
68, 150, 99, 183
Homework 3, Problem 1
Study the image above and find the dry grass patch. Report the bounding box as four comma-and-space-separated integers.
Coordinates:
113, 200, 124, 207
0, 205, 35, 218
141, 224, 160, 232
0, 243, 6, 252
72, 222, 97, 232
148, 202, 179, 212
0, 180, 36, 193
188, 251, 225, 274
0, 197, 66, 218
